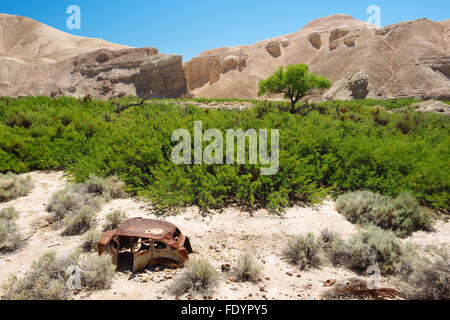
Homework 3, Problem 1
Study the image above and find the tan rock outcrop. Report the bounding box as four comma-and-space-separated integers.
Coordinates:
0, 14, 188, 99
412, 100, 450, 116
185, 14, 450, 101
265, 41, 282, 58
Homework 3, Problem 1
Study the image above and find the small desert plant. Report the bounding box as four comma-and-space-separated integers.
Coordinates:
47, 188, 83, 221
2, 250, 115, 300
231, 251, 262, 282
328, 225, 418, 275
104, 210, 127, 231
0, 219, 21, 253
79, 254, 116, 290
0, 207, 19, 220
63, 206, 97, 235
168, 258, 220, 296
401, 247, 450, 300
0, 207, 21, 252
320, 228, 341, 247
0, 173, 34, 202
80, 228, 102, 252
1, 251, 77, 300
336, 191, 432, 237
282, 234, 321, 270
80, 174, 126, 200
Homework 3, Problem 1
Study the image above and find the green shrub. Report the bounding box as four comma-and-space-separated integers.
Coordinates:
80, 229, 102, 252
328, 225, 418, 275
0, 96, 448, 212
79, 254, 116, 290
168, 258, 219, 295
231, 252, 262, 282
0, 173, 33, 202
282, 234, 321, 270
63, 206, 97, 235
104, 210, 127, 231
336, 191, 433, 237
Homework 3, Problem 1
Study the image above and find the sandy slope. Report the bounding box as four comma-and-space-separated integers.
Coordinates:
0, 13, 129, 64
0, 172, 448, 300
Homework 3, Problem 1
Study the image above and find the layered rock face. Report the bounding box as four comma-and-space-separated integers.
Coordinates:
184, 15, 450, 101
0, 14, 188, 98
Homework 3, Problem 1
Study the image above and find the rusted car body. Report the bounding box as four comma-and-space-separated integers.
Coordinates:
98, 218, 193, 273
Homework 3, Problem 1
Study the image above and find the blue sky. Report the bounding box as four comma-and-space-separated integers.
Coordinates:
1, 1, 448, 61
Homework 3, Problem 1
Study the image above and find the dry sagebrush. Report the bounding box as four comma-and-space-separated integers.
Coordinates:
0, 173, 34, 202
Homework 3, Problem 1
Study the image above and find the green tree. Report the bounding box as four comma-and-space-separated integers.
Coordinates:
258, 64, 331, 112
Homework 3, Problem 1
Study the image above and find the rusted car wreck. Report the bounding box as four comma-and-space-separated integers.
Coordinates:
98, 218, 193, 272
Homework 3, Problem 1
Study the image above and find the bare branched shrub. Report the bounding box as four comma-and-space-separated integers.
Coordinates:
80, 229, 102, 252
0, 173, 34, 202
336, 191, 432, 237
168, 258, 219, 296
232, 252, 262, 282
79, 254, 116, 290
104, 210, 127, 231
63, 206, 97, 235
282, 234, 321, 270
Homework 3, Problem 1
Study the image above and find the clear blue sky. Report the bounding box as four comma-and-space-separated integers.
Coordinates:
1, 0, 448, 61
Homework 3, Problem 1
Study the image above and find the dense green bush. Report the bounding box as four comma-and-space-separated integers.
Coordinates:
336, 191, 433, 237
0, 96, 448, 212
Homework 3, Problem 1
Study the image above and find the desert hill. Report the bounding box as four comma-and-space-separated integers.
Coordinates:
0, 13, 128, 64
0, 14, 188, 98
0, 13, 449, 100
184, 14, 450, 101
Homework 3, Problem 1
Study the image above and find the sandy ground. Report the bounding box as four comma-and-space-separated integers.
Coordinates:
0, 171, 448, 300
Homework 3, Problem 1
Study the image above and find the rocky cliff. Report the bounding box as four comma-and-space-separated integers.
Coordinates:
0, 14, 188, 99
184, 15, 450, 101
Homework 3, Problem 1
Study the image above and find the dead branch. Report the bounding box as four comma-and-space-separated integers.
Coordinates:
115, 92, 153, 114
